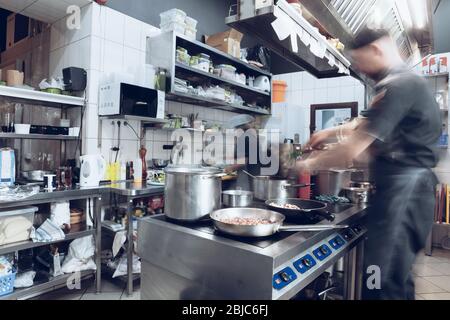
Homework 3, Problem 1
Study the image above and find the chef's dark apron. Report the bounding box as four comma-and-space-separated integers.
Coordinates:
362, 161, 438, 300
360, 67, 441, 300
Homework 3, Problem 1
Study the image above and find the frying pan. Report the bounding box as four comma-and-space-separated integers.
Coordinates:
210, 208, 348, 238
265, 198, 335, 221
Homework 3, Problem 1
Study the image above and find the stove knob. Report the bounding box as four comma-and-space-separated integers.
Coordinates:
336, 238, 344, 245
302, 258, 312, 268
320, 246, 328, 255
280, 272, 290, 282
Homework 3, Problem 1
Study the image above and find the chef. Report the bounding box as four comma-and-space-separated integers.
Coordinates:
298, 28, 441, 300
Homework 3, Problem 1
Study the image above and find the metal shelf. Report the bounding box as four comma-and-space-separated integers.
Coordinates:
0, 133, 78, 140
99, 115, 168, 124
0, 85, 85, 108
175, 63, 270, 97
0, 270, 95, 300
424, 72, 449, 79
0, 227, 95, 255
175, 33, 271, 77
168, 91, 271, 115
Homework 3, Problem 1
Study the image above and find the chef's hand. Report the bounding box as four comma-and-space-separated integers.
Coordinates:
306, 129, 335, 150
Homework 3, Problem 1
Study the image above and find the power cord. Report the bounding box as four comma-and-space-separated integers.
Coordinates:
124, 121, 142, 142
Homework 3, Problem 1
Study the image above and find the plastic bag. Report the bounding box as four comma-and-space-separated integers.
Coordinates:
51, 201, 71, 228
14, 271, 36, 288
61, 236, 96, 273
112, 254, 141, 278
245, 45, 271, 71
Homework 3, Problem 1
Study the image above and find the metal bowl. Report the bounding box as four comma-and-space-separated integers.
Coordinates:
21, 170, 54, 182
151, 159, 169, 169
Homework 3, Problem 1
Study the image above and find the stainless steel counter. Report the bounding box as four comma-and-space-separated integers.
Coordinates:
0, 182, 164, 210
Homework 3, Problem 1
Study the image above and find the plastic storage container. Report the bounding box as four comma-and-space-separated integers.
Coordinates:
0, 272, 15, 297
185, 16, 198, 29
272, 80, 288, 103
160, 21, 186, 34
0, 206, 38, 246
190, 57, 210, 72
184, 26, 197, 40
214, 64, 237, 81
176, 47, 191, 65
160, 8, 187, 25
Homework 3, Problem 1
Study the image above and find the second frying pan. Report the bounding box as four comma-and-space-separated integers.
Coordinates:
265, 198, 335, 221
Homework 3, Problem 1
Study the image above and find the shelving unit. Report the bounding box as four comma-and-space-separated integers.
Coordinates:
0, 85, 85, 108
425, 71, 450, 255
0, 228, 95, 256
147, 31, 272, 116
0, 133, 79, 141
0, 270, 95, 300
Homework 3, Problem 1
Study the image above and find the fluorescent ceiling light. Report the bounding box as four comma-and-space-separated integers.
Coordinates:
408, 0, 428, 29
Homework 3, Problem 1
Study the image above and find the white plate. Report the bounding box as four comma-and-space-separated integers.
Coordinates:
148, 181, 165, 186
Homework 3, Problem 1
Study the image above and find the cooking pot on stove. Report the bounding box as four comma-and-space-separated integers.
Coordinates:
164, 166, 224, 221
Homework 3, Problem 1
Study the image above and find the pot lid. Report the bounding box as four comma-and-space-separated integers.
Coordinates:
164, 166, 221, 175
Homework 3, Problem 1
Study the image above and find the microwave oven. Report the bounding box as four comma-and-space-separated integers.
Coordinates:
98, 82, 165, 119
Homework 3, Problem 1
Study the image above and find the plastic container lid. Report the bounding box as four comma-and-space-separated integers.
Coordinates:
185, 16, 198, 28
0, 206, 38, 217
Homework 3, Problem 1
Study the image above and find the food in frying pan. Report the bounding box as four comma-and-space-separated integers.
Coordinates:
269, 202, 301, 210
219, 217, 274, 226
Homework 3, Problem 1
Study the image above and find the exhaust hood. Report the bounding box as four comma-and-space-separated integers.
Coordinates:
226, 0, 351, 78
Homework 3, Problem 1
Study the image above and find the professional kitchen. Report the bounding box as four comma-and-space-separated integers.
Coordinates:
0, 0, 449, 303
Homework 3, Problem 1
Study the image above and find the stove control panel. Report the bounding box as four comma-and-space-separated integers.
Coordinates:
293, 254, 317, 274
273, 267, 297, 290
272, 224, 367, 297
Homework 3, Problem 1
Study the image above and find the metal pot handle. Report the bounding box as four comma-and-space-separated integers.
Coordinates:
278, 224, 348, 232
201, 173, 227, 179
283, 183, 314, 189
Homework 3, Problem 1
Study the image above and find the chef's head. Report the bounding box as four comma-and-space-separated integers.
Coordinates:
350, 28, 404, 80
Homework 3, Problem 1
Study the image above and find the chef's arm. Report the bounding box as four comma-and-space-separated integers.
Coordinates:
307, 118, 363, 149
300, 127, 375, 171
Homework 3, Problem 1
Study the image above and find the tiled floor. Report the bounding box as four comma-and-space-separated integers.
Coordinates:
414, 248, 450, 300
36, 249, 450, 300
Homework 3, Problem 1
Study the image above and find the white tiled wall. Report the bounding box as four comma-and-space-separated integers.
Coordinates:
49, 2, 241, 164
271, 71, 366, 144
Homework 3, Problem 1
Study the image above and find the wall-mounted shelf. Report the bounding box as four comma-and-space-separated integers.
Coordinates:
169, 91, 270, 115
147, 31, 272, 115
0, 133, 79, 140
424, 72, 449, 79
175, 63, 270, 97
99, 115, 168, 124
0, 85, 85, 108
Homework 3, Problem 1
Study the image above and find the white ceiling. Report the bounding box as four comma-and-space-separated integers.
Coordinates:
0, 0, 92, 23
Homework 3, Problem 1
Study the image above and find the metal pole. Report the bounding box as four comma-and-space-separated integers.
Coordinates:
127, 199, 134, 296
354, 241, 365, 300
343, 247, 357, 300
94, 196, 102, 294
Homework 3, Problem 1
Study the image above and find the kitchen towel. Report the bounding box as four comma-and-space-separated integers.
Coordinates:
31, 219, 65, 243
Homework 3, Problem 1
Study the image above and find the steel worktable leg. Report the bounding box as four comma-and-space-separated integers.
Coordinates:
343, 247, 357, 300
127, 199, 134, 296
354, 241, 365, 300
94, 196, 102, 294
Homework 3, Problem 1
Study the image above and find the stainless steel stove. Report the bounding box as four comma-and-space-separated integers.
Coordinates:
137, 203, 367, 300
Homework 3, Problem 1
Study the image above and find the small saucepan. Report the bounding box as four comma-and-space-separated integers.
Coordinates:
210, 208, 348, 238
222, 190, 254, 208
265, 198, 335, 221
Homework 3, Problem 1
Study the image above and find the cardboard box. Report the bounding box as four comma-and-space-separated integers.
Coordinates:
205, 29, 243, 59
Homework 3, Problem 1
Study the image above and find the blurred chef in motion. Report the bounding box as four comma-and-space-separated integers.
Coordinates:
297, 28, 441, 300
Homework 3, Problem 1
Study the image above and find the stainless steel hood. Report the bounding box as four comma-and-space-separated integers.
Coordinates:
227, 0, 430, 80
226, 0, 351, 78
